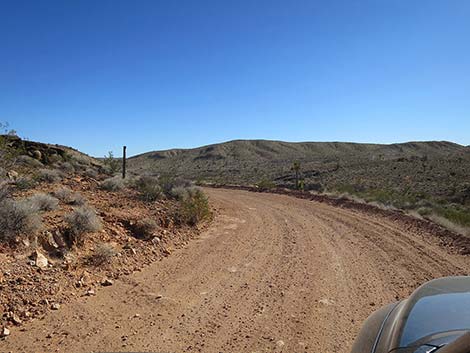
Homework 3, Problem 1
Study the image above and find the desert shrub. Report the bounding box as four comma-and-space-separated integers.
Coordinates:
0, 182, 10, 202
101, 176, 125, 191
68, 192, 86, 206
53, 187, 73, 201
17, 155, 44, 168
53, 187, 86, 205
158, 175, 190, 197
435, 205, 470, 228
170, 185, 201, 201
103, 151, 120, 175
0, 199, 42, 242
36, 169, 62, 183
87, 242, 116, 265
56, 162, 75, 174
256, 179, 275, 190
134, 176, 162, 201
83, 168, 98, 179
176, 188, 211, 226
131, 218, 158, 239
14, 176, 36, 190
26, 193, 59, 211
65, 206, 102, 245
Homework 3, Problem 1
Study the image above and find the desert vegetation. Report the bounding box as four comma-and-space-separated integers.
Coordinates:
0, 134, 213, 335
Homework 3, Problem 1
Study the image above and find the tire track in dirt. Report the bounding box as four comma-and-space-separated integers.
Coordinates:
2, 188, 469, 353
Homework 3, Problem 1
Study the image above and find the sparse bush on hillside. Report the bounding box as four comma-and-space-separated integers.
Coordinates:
53, 187, 86, 205
101, 176, 125, 191
68, 192, 86, 206
55, 162, 75, 174
103, 151, 120, 175
17, 155, 44, 168
434, 205, 470, 228
14, 176, 36, 190
256, 178, 275, 190
131, 218, 158, 239
53, 187, 73, 201
134, 176, 162, 201
158, 175, 191, 197
26, 193, 59, 211
176, 188, 211, 226
170, 185, 200, 200
0, 199, 42, 242
83, 168, 98, 179
88, 242, 116, 265
0, 182, 10, 202
36, 169, 63, 183
65, 206, 102, 245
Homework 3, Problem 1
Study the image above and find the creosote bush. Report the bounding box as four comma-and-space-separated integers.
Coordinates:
0, 199, 42, 242
26, 193, 59, 211
101, 176, 125, 191
65, 206, 102, 245
176, 188, 211, 226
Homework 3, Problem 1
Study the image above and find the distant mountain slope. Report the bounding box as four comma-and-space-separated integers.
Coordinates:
128, 139, 470, 205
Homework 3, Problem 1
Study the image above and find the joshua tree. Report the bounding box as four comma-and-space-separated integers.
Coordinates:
291, 161, 301, 190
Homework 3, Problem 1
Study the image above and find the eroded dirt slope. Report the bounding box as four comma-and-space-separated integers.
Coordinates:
2, 188, 470, 353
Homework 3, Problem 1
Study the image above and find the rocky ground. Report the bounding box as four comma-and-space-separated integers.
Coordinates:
0, 174, 208, 339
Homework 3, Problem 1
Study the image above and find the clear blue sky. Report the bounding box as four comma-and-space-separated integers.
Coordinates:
1, 0, 469, 157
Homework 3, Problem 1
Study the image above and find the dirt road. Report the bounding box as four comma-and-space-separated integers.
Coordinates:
3, 188, 469, 353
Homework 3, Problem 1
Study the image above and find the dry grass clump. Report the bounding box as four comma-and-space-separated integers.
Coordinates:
0, 199, 42, 242
87, 242, 117, 266
100, 176, 125, 191
36, 169, 63, 183
26, 193, 59, 211
65, 206, 102, 245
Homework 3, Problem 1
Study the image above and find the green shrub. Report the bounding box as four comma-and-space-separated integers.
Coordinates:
435, 206, 470, 228
103, 151, 120, 175
256, 179, 275, 190
176, 188, 211, 226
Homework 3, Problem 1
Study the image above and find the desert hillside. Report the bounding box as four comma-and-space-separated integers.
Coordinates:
130, 139, 468, 197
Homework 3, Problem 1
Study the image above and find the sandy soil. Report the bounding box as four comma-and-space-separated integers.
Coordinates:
2, 188, 469, 353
